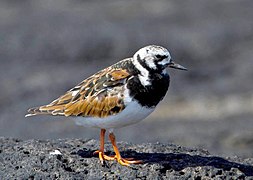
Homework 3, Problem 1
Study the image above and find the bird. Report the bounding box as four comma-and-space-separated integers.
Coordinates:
26, 45, 187, 166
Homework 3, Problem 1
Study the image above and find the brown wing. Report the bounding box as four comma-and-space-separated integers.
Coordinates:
26, 67, 131, 118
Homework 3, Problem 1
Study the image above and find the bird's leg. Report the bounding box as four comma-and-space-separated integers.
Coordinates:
109, 132, 142, 166
94, 129, 115, 164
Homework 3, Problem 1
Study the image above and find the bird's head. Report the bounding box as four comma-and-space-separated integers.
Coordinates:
133, 45, 187, 73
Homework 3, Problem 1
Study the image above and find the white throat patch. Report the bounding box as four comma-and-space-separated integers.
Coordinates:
132, 58, 150, 86
145, 56, 157, 70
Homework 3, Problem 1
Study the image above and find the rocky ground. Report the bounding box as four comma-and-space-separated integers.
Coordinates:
1, 137, 253, 179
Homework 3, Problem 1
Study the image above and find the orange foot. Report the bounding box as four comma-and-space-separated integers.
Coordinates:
115, 157, 142, 166
108, 132, 142, 166
96, 129, 143, 166
93, 150, 115, 164
94, 150, 142, 166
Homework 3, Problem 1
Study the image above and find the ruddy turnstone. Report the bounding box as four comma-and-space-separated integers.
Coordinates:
26, 45, 187, 166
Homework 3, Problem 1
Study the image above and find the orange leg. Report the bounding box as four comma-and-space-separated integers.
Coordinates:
94, 129, 115, 164
109, 132, 142, 166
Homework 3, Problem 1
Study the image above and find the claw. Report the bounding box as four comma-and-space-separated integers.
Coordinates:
95, 150, 115, 163
117, 158, 142, 166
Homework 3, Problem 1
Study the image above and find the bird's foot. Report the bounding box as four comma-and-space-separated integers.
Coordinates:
94, 150, 142, 166
93, 150, 115, 164
116, 157, 142, 166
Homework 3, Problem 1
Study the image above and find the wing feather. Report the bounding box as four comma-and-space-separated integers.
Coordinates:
26, 67, 131, 118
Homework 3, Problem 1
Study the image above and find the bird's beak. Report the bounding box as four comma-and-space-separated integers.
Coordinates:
168, 60, 187, 71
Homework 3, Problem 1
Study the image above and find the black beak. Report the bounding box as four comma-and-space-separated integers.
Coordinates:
168, 60, 187, 71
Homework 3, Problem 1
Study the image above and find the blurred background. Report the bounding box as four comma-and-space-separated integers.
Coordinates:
1, 0, 253, 158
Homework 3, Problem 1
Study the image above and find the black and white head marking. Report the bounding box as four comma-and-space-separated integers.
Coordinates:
132, 45, 172, 86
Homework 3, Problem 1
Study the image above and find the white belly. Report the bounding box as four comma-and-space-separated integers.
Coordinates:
73, 100, 154, 130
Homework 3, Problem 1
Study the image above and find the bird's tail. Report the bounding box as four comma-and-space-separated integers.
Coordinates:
25, 106, 48, 117
25, 104, 65, 117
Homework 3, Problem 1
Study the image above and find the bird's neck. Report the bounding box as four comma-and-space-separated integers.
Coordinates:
127, 65, 170, 107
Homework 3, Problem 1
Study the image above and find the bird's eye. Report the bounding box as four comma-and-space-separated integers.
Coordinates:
155, 55, 162, 59
155, 55, 167, 60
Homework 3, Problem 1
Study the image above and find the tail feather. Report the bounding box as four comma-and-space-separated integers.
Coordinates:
25, 105, 65, 117
25, 106, 49, 117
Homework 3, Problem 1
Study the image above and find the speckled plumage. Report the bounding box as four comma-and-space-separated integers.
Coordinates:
27, 66, 130, 118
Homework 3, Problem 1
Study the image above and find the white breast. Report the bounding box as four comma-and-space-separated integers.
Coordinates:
73, 87, 154, 130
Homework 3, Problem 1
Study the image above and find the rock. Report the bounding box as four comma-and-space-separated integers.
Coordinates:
0, 137, 253, 179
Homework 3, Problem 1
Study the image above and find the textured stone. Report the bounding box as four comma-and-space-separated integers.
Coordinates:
0, 137, 253, 179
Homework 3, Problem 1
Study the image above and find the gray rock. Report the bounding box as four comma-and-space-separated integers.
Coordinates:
1, 0, 253, 158
0, 137, 253, 179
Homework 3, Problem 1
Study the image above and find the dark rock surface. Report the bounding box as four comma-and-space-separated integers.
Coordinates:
1, 0, 253, 158
1, 137, 253, 179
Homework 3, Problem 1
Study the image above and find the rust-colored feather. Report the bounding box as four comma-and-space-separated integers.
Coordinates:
26, 67, 131, 118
